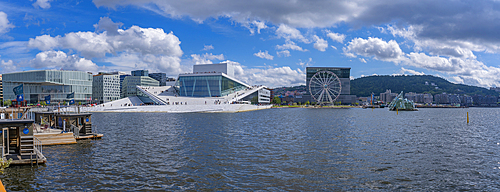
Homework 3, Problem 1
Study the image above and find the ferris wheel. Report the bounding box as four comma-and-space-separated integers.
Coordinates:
309, 71, 342, 105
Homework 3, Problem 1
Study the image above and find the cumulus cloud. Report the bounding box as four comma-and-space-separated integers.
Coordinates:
32, 0, 52, 9
400, 67, 424, 75
28, 17, 183, 59
94, 17, 123, 36
276, 24, 308, 43
0, 59, 16, 73
359, 58, 366, 63
93, 0, 363, 28
276, 41, 307, 52
202, 45, 214, 51
254, 50, 274, 60
326, 31, 345, 43
228, 60, 305, 87
244, 20, 268, 34
313, 35, 328, 52
191, 53, 224, 64
343, 37, 405, 63
0, 12, 14, 35
25, 17, 184, 73
276, 50, 291, 57
31, 50, 99, 72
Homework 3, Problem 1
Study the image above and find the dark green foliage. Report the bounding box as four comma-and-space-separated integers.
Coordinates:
351, 75, 499, 97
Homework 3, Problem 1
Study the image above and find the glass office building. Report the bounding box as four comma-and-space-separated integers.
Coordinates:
2, 70, 93, 104
122, 76, 159, 98
176, 73, 247, 97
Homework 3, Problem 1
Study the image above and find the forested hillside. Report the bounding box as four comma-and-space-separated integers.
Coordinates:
351, 75, 498, 97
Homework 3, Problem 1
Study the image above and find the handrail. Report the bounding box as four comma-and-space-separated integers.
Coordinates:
33, 136, 42, 158
70, 124, 80, 137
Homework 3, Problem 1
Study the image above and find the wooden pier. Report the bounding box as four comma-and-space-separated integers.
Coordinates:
33, 112, 102, 145
0, 119, 46, 165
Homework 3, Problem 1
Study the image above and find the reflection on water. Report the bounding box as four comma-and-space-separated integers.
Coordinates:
2, 108, 500, 191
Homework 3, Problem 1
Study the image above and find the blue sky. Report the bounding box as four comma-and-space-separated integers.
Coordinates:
1, 0, 500, 88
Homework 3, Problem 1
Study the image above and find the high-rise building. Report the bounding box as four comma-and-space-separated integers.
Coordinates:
122, 76, 159, 98
304, 67, 356, 104
92, 74, 120, 104
148, 73, 167, 86
0, 74, 3, 105
2, 70, 92, 104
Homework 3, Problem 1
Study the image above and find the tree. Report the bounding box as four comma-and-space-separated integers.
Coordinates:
272, 96, 281, 104
4, 100, 11, 107
305, 100, 310, 105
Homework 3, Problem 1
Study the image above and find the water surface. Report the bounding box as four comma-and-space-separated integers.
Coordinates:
3, 108, 500, 191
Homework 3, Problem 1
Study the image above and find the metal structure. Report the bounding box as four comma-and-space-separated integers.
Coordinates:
387, 91, 418, 111
308, 70, 342, 105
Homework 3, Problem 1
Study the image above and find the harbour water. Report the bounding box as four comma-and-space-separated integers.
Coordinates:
2, 108, 500, 191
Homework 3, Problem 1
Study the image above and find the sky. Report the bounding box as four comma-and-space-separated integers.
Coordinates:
1, 0, 500, 88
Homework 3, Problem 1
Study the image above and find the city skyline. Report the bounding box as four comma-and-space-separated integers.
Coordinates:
1, 1, 500, 88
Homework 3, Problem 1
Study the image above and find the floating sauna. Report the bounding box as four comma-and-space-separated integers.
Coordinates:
33, 112, 102, 145
0, 119, 46, 165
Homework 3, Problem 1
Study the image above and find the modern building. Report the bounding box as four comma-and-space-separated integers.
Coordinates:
193, 63, 234, 77
304, 67, 356, 104
121, 76, 159, 98
0, 74, 3, 105
2, 70, 92, 104
82, 63, 272, 113
149, 73, 167, 86
380, 89, 398, 104
131, 70, 148, 77
92, 73, 120, 104
119, 74, 131, 98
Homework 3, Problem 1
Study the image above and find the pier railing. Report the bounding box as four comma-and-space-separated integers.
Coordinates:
33, 136, 42, 158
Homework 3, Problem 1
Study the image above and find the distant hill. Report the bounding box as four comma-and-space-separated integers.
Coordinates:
351, 75, 499, 97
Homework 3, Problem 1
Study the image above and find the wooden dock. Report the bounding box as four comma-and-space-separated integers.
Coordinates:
0, 119, 46, 165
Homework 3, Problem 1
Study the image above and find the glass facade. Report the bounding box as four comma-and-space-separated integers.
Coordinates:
2, 70, 93, 104
176, 75, 247, 97
306, 67, 351, 95
122, 76, 159, 97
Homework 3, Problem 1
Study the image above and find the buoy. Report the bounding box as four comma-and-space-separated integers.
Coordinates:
467, 112, 469, 124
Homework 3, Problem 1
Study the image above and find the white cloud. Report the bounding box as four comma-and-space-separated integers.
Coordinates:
276, 50, 291, 57
0, 12, 15, 35
313, 35, 328, 52
32, 0, 52, 9
202, 45, 214, 51
31, 50, 99, 72
92, 0, 364, 28
400, 67, 425, 75
0, 59, 16, 73
331, 45, 337, 50
359, 58, 366, 63
191, 53, 224, 64
28, 17, 183, 59
94, 17, 123, 36
297, 58, 313, 67
228, 60, 305, 87
244, 20, 268, 34
276, 24, 308, 43
254, 50, 274, 60
326, 31, 346, 43
343, 37, 405, 63
276, 41, 307, 52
